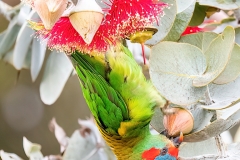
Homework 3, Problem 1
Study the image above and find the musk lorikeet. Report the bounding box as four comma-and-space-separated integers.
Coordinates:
71, 44, 182, 160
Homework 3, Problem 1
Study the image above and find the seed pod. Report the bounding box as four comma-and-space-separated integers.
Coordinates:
163, 107, 194, 137
69, 0, 103, 44
34, 0, 68, 30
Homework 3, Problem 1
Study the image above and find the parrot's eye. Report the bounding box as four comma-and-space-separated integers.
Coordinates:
161, 147, 168, 155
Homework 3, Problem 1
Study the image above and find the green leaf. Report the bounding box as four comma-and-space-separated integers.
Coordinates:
150, 108, 165, 133
190, 105, 214, 132
205, 76, 240, 110
193, 26, 235, 87
145, 0, 177, 46
12, 11, 35, 70
198, 0, 240, 10
201, 98, 240, 110
189, 3, 208, 26
150, 42, 207, 105
40, 51, 73, 105
179, 138, 218, 157
179, 32, 218, 53
0, 16, 20, 57
31, 39, 47, 82
163, 0, 196, 41
213, 44, 240, 84
235, 27, 240, 45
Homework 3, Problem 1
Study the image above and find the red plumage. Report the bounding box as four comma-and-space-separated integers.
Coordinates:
142, 147, 161, 160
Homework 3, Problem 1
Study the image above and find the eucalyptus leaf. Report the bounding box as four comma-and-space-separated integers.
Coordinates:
13, 17, 35, 70
0, 30, 7, 40
40, 51, 73, 105
0, 150, 23, 160
23, 137, 44, 159
150, 108, 165, 134
163, 0, 196, 41
179, 32, 218, 53
145, 0, 177, 46
179, 138, 218, 157
150, 42, 207, 105
213, 44, 240, 84
17, 4, 31, 25
235, 27, 240, 45
22, 46, 32, 69
3, 50, 14, 66
31, 39, 47, 82
217, 102, 240, 120
198, 0, 240, 10
190, 105, 214, 132
193, 26, 235, 87
63, 130, 109, 160
234, 126, 240, 142
209, 76, 240, 110
0, 16, 20, 57
189, 3, 208, 26
184, 103, 240, 142
179, 142, 240, 160
201, 98, 240, 110
218, 143, 240, 160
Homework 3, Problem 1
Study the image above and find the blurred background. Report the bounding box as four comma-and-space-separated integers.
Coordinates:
0, 0, 90, 158
1, 0, 240, 159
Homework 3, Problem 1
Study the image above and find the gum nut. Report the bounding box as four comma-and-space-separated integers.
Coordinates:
163, 107, 194, 137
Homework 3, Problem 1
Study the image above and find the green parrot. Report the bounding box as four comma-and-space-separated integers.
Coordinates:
71, 44, 182, 160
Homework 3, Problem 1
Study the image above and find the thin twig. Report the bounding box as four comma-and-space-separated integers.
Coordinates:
215, 135, 227, 158
205, 85, 213, 105
204, 86, 226, 158
0, 1, 22, 21
178, 154, 219, 160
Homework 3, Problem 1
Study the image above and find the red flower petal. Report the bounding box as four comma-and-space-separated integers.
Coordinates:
181, 26, 203, 36
34, 0, 167, 54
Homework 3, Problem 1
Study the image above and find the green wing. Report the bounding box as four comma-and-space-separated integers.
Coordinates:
106, 46, 167, 137
72, 52, 129, 135
71, 44, 167, 138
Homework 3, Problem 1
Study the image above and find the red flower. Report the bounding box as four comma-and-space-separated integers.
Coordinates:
181, 26, 203, 36
32, 0, 167, 54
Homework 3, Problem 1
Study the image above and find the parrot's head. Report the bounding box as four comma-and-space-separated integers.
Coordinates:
141, 133, 183, 160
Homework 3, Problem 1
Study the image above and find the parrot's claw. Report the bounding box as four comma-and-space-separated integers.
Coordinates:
172, 132, 183, 148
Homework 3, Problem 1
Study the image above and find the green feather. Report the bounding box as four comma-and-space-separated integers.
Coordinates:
71, 45, 176, 160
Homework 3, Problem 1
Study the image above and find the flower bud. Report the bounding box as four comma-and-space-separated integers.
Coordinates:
69, 0, 103, 44
34, 0, 68, 30
163, 107, 194, 137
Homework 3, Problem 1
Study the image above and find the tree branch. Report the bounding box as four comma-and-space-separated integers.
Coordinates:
178, 154, 219, 160
0, 1, 22, 21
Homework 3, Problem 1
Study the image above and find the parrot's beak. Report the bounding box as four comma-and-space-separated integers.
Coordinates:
179, 132, 184, 142
172, 132, 183, 148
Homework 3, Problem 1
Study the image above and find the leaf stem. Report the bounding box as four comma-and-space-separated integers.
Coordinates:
204, 85, 213, 105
